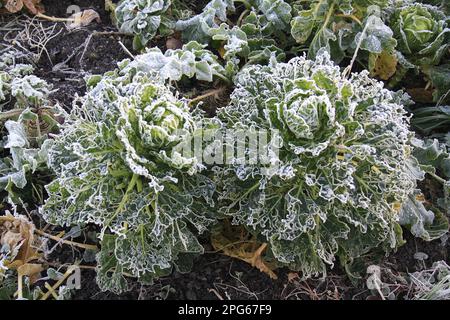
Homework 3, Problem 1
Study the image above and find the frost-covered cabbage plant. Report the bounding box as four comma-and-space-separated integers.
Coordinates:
117, 41, 231, 82
40, 65, 216, 293
176, 0, 292, 67
388, 2, 449, 95
214, 51, 448, 278
0, 52, 59, 204
115, 0, 173, 50
174, 0, 236, 43
0, 53, 52, 109
291, 0, 396, 66
391, 3, 448, 68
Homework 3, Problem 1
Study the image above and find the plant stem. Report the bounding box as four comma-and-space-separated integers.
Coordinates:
234, 0, 251, 9
35, 229, 98, 251
429, 172, 447, 185
189, 87, 227, 106
335, 14, 362, 25
237, 9, 249, 26
343, 7, 370, 78
17, 273, 23, 300
40, 265, 78, 300
214, 72, 232, 84
116, 173, 139, 214
309, 1, 335, 56
36, 13, 75, 23
322, 2, 335, 31
0, 109, 26, 121
105, 173, 140, 227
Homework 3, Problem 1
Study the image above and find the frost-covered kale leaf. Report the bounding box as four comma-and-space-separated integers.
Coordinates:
174, 0, 235, 43
249, 0, 292, 32
0, 53, 52, 110
208, 10, 288, 73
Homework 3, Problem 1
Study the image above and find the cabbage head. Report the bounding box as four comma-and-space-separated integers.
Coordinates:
214, 51, 446, 278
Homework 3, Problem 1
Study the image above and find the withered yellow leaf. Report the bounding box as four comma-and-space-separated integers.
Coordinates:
211, 225, 278, 279
18, 263, 44, 284
1, 213, 42, 269
370, 51, 398, 81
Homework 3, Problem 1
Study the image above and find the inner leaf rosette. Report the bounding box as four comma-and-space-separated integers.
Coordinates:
391, 3, 449, 66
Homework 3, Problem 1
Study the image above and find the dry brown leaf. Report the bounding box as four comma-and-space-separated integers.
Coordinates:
211, 224, 278, 279
4, 0, 23, 13
1, 230, 23, 249
248, 243, 278, 280
217, 46, 226, 59
2, 0, 42, 14
67, 9, 101, 30
17, 263, 44, 284
0, 213, 43, 270
22, 0, 42, 15
287, 272, 299, 283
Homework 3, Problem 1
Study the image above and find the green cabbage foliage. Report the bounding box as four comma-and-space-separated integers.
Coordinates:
208, 9, 289, 72
40, 66, 216, 293
175, 0, 235, 43
115, 0, 291, 70
214, 51, 447, 278
417, 0, 450, 17
115, 0, 173, 50
412, 105, 450, 134
426, 64, 450, 104
249, 0, 292, 32
175, 0, 291, 66
391, 3, 449, 67
0, 53, 59, 204
290, 0, 396, 64
411, 137, 450, 219
116, 41, 231, 82
388, 3, 450, 101
0, 53, 52, 110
